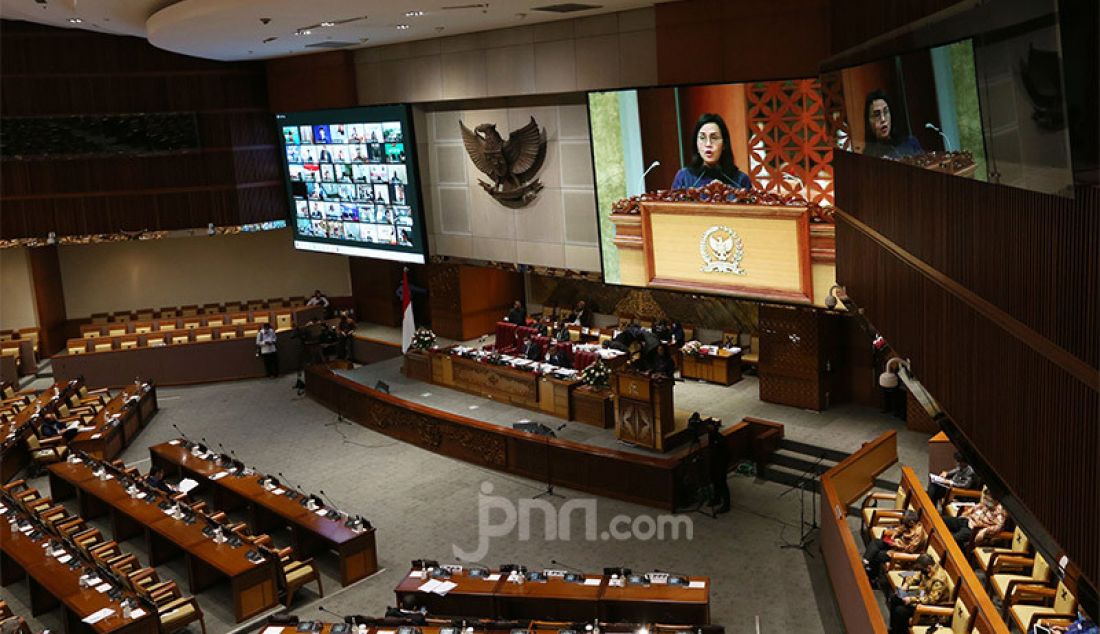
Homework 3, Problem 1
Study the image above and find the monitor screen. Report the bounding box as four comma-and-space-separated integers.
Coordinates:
276, 105, 427, 263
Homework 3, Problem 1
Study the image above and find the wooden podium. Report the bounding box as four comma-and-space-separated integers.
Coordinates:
612, 370, 675, 451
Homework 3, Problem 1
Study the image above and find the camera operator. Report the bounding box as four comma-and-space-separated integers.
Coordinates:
690, 413, 730, 514
337, 312, 357, 360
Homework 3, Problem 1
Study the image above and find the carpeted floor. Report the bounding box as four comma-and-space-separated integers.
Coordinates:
3, 367, 928, 634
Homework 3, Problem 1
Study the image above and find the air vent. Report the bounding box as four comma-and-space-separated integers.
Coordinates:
532, 3, 602, 12
305, 41, 359, 49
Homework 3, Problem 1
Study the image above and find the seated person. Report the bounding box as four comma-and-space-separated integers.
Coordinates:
927, 451, 976, 507
941, 490, 1005, 548
553, 322, 571, 342
566, 300, 593, 327
39, 412, 78, 442
549, 346, 572, 368
863, 510, 924, 579
887, 554, 950, 634
522, 337, 541, 362
144, 466, 175, 494
650, 343, 676, 378
306, 289, 330, 308
385, 595, 427, 625
669, 319, 686, 348
1034, 609, 1098, 634
505, 300, 527, 326
652, 319, 672, 342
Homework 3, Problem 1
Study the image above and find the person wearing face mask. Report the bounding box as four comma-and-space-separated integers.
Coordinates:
861, 89, 923, 159
671, 114, 753, 190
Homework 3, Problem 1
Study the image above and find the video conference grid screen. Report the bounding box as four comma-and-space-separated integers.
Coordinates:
276, 105, 426, 263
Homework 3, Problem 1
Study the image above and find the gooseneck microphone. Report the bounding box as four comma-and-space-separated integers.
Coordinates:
636, 160, 661, 192
925, 122, 950, 149
550, 559, 584, 573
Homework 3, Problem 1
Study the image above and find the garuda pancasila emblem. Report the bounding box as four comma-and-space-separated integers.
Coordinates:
460, 117, 547, 209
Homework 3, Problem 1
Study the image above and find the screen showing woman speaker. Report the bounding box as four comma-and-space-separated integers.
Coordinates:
276, 105, 426, 263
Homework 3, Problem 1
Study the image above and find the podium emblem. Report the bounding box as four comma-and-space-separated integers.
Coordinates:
699, 226, 746, 274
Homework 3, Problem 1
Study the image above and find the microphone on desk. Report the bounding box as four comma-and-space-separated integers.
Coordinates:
318, 489, 345, 517
171, 424, 188, 441
636, 160, 661, 193
550, 559, 584, 573
924, 122, 952, 150
318, 605, 354, 624
277, 471, 304, 499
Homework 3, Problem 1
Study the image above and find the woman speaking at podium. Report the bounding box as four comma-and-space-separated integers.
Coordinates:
671, 113, 753, 190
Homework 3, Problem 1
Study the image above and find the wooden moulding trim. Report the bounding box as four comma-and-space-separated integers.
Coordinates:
352, 335, 401, 348
2, 181, 283, 202
836, 210, 1098, 392
899, 466, 1011, 634
638, 201, 810, 220
646, 278, 814, 304
810, 224, 837, 263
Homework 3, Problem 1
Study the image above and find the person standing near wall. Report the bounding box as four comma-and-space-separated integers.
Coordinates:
256, 322, 279, 378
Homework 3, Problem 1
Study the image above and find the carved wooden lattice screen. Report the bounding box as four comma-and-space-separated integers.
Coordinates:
745, 79, 835, 206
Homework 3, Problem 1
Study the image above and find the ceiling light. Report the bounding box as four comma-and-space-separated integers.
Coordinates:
320, 21, 335, 27
68, 17, 83, 23
396, 24, 410, 30
295, 29, 312, 36
405, 10, 424, 17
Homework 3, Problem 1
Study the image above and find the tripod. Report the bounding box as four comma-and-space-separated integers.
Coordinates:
518, 423, 563, 500
675, 433, 717, 519
779, 453, 824, 554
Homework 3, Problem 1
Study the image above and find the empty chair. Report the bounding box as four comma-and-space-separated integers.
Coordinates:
275, 311, 293, 332
217, 325, 239, 340
170, 331, 191, 345
241, 324, 260, 337
206, 315, 225, 327
25, 433, 68, 473
81, 324, 103, 338
193, 327, 213, 343
287, 296, 306, 306
66, 339, 89, 355
107, 324, 128, 337
201, 303, 222, 315
260, 545, 323, 607
119, 334, 140, 350
974, 526, 1031, 576
109, 312, 132, 322
159, 308, 178, 319
906, 595, 972, 634
861, 483, 910, 538
268, 299, 285, 309
990, 552, 1052, 604
224, 301, 244, 313
156, 320, 179, 332
179, 305, 199, 317
182, 317, 203, 330
90, 313, 109, 324
246, 299, 266, 311
145, 333, 168, 347
92, 337, 114, 353
132, 321, 154, 335
1007, 580, 1077, 634
229, 312, 249, 325
253, 312, 272, 325
135, 308, 155, 321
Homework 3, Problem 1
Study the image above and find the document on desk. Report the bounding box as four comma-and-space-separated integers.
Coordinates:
417, 579, 441, 593
261, 628, 284, 634
431, 580, 457, 595
82, 608, 115, 624
178, 478, 200, 493
407, 570, 425, 579
94, 583, 113, 593
688, 581, 706, 589
210, 471, 229, 481
130, 609, 146, 620
486, 573, 501, 581
583, 578, 602, 586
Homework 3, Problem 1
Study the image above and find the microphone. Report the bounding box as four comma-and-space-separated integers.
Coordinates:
318, 489, 345, 517
318, 605, 352, 623
636, 160, 660, 192
924, 122, 951, 150
555, 423, 566, 431
276, 471, 303, 498
171, 424, 188, 441
550, 559, 584, 573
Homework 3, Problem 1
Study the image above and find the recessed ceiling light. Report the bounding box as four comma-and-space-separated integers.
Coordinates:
68, 17, 83, 23
405, 10, 424, 17
396, 24, 410, 30
295, 29, 312, 36
320, 21, 335, 27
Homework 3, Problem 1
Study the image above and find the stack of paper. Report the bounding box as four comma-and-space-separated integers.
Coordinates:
82, 608, 115, 624
417, 579, 458, 595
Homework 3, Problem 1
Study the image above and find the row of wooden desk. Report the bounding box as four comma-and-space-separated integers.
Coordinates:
47, 459, 279, 622
148, 440, 379, 587
0, 496, 158, 634
394, 568, 710, 624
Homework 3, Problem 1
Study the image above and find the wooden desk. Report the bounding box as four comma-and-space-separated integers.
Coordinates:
148, 441, 378, 586
598, 577, 710, 624
681, 351, 741, 386
393, 568, 711, 624
69, 384, 158, 461
0, 506, 157, 634
1, 380, 80, 482
435, 353, 541, 410
48, 460, 278, 622
394, 569, 502, 617
538, 376, 574, 419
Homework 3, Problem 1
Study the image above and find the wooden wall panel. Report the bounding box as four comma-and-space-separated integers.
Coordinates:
827, 0, 966, 56
0, 20, 286, 239
265, 51, 358, 113
834, 152, 1099, 370
655, 0, 830, 85
835, 214, 1099, 591
26, 246, 67, 355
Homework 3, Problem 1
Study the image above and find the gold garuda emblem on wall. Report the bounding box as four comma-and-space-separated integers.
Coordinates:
460, 117, 548, 209
699, 225, 746, 274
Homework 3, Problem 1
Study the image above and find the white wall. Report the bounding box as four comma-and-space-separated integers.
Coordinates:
424, 104, 601, 271
354, 9, 657, 104
59, 229, 352, 317
0, 248, 37, 330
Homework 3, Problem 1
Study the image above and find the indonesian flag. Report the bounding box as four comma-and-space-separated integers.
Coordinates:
401, 268, 415, 352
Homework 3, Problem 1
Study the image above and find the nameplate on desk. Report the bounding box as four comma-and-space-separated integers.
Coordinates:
210, 472, 229, 481
169, 439, 181, 445
82, 608, 115, 624
486, 573, 502, 581
688, 580, 706, 589
582, 578, 601, 586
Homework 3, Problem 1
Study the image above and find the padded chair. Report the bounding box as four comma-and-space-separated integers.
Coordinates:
90, 313, 109, 324
135, 309, 155, 321
67, 339, 89, 355
742, 336, 761, 366
206, 316, 225, 327
224, 302, 244, 313
92, 337, 114, 353
201, 303, 222, 315
974, 526, 1031, 576
275, 311, 293, 332
241, 324, 260, 337
861, 483, 910, 538
193, 328, 213, 343
159, 308, 178, 319
145, 334, 168, 347
119, 335, 140, 350
81, 325, 103, 338
107, 325, 128, 337
217, 326, 238, 340
246, 299, 266, 311
261, 545, 324, 607
573, 349, 599, 372
157, 321, 179, 333
268, 299, 286, 309
179, 305, 199, 317
1007, 580, 1077, 634
25, 433, 67, 472
253, 312, 272, 325
494, 321, 517, 352
907, 595, 972, 634
287, 296, 306, 306
182, 318, 202, 330
567, 326, 582, 342
170, 332, 191, 345
990, 552, 1052, 604
132, 321, 154, 335
72, 527, 106, 556
127, 568, 181, 605
229, 312, 250, 325
141, 581, 207, 634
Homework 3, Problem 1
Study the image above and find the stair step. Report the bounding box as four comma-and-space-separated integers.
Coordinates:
779, 438, 851, 463
769, 449, 837, 475
759, 462, 821, 493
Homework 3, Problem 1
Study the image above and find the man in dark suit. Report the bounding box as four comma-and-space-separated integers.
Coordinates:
319, 148, 334, 163
506, 300, 526, 326
522, 338, 541, 361
567, 300, 593, 327
549, 346, 572, 368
